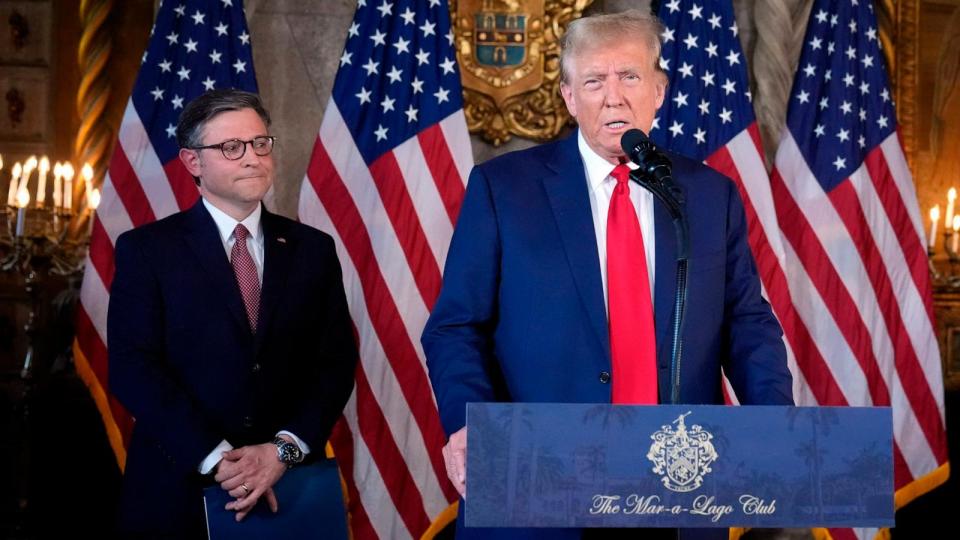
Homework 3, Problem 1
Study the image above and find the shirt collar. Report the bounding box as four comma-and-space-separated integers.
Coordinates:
202, 198, 263, 244
577, 130, 637, 192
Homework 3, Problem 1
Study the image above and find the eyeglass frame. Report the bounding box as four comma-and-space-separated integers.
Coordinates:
187, 135, 277, 160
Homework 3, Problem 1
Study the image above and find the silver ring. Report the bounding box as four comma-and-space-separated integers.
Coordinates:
240, 483, 250, 494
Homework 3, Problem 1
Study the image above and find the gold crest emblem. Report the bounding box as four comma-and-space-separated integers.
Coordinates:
453, 0, 594, 145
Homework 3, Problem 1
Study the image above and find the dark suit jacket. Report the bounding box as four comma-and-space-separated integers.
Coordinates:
421, 132, 793, 539
108, 201, 357, 537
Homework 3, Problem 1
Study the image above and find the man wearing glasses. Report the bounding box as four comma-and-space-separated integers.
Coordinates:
108, 89, 357, 536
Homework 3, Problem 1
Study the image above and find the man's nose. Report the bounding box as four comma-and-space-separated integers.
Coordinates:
604, 79, 625, 106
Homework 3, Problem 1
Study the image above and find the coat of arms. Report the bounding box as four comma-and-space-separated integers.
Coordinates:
647, 412, 719, 493
453, 0, 594, 145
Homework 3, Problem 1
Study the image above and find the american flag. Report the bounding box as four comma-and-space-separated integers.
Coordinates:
651, 0, 799, 408
74, 0, 259, 467
297, 0, 470, 538
770, 1, 948, 538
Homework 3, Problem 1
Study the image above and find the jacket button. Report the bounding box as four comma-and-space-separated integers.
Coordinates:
243, 416, 254, 428
251, 363, 261, 373
599, 371, 611, 384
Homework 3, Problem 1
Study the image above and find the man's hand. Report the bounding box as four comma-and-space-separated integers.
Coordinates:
214, 442, 287, 521
442, 427, 467, 498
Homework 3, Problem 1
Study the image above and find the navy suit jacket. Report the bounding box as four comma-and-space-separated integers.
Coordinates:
422, 133, 792, 539
108, 201, 357, 536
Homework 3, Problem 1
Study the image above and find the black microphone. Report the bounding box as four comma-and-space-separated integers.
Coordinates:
620, 128, 673, 186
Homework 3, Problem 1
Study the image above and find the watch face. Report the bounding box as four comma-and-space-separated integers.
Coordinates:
277, 440, 303, 464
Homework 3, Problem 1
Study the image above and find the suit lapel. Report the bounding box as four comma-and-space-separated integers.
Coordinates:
182, 201, 250, 334
653, 199, 677, 374
254, 209, 294, 355
542, 133, 611, 362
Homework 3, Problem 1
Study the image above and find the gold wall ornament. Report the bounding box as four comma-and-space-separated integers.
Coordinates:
454, 0, 594, 146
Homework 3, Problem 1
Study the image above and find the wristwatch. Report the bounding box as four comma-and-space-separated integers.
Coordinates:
273, 436, 304, 467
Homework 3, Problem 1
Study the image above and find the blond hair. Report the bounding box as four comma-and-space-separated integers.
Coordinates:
560, 9, 666, 84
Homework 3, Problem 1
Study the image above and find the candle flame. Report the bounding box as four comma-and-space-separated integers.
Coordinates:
62, 163, 75, 180
81, 163, 94, 182
25, 155, 37, 169
953, 216, 959, 231
88, 188, 101, 210
39, 157, 49, 174
12, 162, 22, 178
16, 188, 29, 208
931, 205, 941, 221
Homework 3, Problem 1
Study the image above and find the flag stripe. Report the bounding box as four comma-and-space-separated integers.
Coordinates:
305, 137, 454, 501
319, 104, 435, 353
391, 136, 455, 273
704, 145, 847, 406
339, 394, 414, 540
354, 365, 431, 536
300, 179, 452, 521
863, 148, 936, 324
87, 218, 117, 298
770, 160, 892, 407
116, 101, 180, 218
328, 419, 379, 540
881, 134, 927, 256
439, 111, 473, 188
163, 160, 201, 210
417, 123, 465, 224
368, 152, 443, 308
108, 143, 157, 228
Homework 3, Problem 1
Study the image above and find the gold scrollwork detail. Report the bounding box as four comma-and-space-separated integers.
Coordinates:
454, 0, 593, 146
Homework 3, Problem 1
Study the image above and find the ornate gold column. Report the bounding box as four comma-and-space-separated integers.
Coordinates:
72, 0, 114, 238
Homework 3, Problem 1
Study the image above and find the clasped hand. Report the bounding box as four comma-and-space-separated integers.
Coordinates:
214, 443, 287, 521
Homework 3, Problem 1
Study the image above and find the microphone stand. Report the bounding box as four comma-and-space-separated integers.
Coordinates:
628, 169, 688, 405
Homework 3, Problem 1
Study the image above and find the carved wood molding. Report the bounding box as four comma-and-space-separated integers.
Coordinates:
879, 0, 919, 171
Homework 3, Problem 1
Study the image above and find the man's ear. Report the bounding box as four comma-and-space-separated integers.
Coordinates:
179, 148, 202, 177
560, 82, 577, 118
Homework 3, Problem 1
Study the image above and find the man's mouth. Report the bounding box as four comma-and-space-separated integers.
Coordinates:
605, 121, 628, 129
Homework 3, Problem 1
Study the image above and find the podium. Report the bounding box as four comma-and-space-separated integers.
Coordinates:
465, 404, 893, 528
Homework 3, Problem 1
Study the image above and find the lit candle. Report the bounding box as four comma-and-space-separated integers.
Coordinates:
15, 188, 29, 237
87, 187, 101, 237
7, 162, 22, 206
947, 188, 957, 232
930, 205, 941, 250
81, 162, 94, 202
62, 163, 74, 212
52, 162, 62, 209
952, 216, 959, 253
37, 157, 49, 206
18, 156, 36, 204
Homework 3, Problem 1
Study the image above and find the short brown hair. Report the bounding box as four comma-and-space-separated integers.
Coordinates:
176, 88, 271, 150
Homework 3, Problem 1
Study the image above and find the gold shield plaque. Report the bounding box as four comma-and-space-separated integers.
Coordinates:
454, 0, 594, 145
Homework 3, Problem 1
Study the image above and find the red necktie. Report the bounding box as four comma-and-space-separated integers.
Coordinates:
607, 164, 658, 404
232, 224, 260, 332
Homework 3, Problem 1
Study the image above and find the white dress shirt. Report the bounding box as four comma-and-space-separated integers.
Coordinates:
198, 198, 310, 474
579, 131, 656, 314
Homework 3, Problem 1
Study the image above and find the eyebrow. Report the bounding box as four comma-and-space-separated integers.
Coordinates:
582, 66, 641, 79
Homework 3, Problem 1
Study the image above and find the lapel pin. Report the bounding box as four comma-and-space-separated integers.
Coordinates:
277, 237, 287, 244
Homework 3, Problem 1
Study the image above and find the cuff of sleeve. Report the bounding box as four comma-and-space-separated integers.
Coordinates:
276, 430, 311, 455
198, 439, 234, 474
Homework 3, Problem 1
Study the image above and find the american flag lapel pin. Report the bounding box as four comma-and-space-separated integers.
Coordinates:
277, 237, 286, 244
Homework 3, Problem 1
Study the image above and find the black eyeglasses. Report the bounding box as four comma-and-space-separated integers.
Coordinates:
189, 136, 277, 160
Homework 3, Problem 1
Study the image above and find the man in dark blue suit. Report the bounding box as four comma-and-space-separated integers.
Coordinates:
422, 10, 793, 540
108, 89, 357, 537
